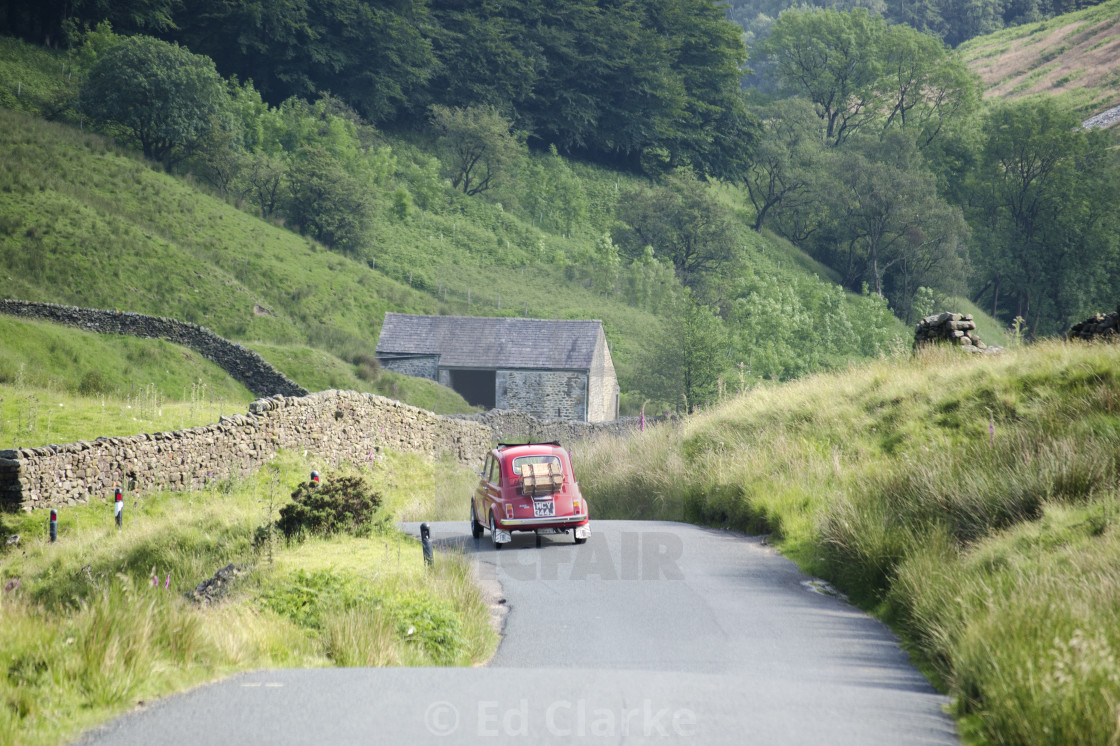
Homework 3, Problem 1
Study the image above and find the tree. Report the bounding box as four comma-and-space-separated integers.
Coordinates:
743, 98, 824, 232
172, 0, 436, 124
759, 8, 885, 146
429, 105, 523, 196
285, 145, 372, 253
614, 169, 739, 293
876, 24, 979, 149
80, 34, 229, 167
646, 290, 728, 412
966, 99, 1120, 334
824, 134, 970, 312
244, 152, 287, 219
3, 0, 177, 47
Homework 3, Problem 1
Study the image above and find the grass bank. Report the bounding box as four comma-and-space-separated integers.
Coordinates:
0, 450, 497, 746
578, 340, 1120, 745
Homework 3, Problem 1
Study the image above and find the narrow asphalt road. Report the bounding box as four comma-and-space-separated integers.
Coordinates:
79, 521, 958, 745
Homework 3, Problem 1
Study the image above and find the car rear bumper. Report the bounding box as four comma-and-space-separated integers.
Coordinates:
498, 513, 589, 530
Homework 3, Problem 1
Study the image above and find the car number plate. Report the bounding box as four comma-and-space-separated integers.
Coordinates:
533, 500, 555, 518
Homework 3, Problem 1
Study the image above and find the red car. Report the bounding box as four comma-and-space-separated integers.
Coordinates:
470, 442, 591, 548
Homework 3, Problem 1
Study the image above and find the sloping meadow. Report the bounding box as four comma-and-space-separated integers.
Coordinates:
578, 341, 1120, 744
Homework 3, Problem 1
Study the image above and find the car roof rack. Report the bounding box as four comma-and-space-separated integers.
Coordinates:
496, 441, 562, 449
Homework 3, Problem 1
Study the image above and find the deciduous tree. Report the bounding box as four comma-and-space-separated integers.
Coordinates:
429, 105, 523, 196
614, 169, 739, 294
79, 34, 229, 168
759, 8, 885, 146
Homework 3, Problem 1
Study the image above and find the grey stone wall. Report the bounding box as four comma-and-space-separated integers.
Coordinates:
452, 409, 637, 445
378, 354, 440, 381
1067, 306, 1120, 340
0, 390, 490, 511
0, 299, 308, 398
914, 311, 1002, 354
496, 370, 586, 420
587, 329, 619, 422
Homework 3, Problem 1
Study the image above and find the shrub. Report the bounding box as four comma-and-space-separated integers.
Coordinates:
77, 369, 113, 396
276, 474, 383, 540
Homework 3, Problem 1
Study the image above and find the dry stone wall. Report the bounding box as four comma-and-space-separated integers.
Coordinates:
453, 409, 638, 445
914, 312, 1001, 354
1067, 306, 1120, 340
1, 390, 490, 511
0, 299, 307, 398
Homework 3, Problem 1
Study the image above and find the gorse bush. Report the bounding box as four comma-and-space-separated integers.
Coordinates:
277, 474, 383, 540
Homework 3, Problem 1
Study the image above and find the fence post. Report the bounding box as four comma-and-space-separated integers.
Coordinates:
420, 522, 433, 567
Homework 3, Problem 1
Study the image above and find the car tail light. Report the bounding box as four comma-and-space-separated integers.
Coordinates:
504, 504, 514, 519
573, 497, 581, 513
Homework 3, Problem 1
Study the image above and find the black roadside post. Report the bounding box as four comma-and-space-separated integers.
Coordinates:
420, 522, 433, 567
49, 509, 57, 542
310, 470, 320, 487
114, 487, 123, 529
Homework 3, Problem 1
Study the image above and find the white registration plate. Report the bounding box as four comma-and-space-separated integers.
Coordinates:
533, 500, 555, 518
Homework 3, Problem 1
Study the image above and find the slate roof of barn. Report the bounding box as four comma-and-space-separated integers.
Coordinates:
376, 313, 604, 370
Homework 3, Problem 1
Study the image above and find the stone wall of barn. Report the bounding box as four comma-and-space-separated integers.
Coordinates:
495, 370, 587, 421
377, 354, 440, 380
587, 330, 619, 423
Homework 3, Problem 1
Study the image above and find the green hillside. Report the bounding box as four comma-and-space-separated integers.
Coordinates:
0, 316, 255, 448
0, 313, 479, 449
0, 30, 909, 423
0, 103, 668, 398
959, 0, 1120, 119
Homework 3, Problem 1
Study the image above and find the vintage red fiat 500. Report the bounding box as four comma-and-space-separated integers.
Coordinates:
470, 442, 591, 548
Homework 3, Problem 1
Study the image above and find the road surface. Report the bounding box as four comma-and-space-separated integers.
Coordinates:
79, 521, 958, 745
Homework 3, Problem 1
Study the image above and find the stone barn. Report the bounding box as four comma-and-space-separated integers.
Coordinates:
376, 313, 619, 422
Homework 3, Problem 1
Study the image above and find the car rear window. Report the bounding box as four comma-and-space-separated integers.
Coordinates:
511, 455, 561, 476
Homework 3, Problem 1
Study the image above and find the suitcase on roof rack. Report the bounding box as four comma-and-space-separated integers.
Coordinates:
520, 461, 563, 496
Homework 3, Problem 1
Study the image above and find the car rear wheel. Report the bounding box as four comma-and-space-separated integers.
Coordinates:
470, 500, 483, 539
489, 511, 502, 550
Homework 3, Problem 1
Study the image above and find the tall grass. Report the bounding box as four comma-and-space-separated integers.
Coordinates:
579, 340, 1120, 744
0, 450, 497, 746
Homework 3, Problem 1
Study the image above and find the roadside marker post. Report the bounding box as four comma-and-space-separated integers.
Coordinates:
310, 470, 320, 487
420, 522, 433, 567
114, 487, 123, 529
49, 509, 57, 542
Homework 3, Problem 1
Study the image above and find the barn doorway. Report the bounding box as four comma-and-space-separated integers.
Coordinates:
449, 369, 496, 409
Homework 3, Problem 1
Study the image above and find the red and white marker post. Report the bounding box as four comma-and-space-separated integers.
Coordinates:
114, 487, 123, 529
49, 509, 57, 542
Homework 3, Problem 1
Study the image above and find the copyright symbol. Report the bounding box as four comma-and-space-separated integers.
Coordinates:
425, 701, 459, 736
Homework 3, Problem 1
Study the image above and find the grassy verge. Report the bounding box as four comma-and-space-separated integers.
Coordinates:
578, 340, 1120, 745
0, 451, 497, 746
